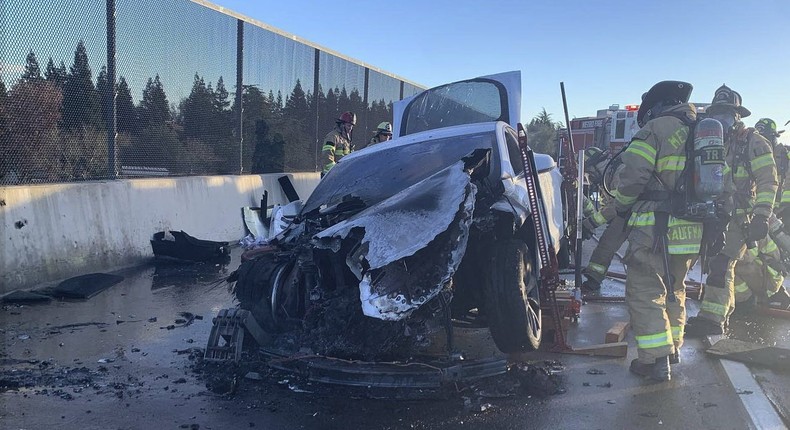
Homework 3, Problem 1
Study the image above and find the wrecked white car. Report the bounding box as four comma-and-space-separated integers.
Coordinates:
231, 71, 564, 360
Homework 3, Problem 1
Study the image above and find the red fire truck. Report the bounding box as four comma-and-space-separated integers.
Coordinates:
559, 104, 641, 154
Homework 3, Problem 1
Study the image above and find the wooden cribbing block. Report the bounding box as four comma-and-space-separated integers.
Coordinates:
605, 321, 630, 343
566, 342, 628, 357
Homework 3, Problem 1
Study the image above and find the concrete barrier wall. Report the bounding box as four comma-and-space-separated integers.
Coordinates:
0, 173, 320, 294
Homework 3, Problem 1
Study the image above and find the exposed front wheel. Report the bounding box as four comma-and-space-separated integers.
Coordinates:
485, 239, 542, 353
233, 254, 284, 333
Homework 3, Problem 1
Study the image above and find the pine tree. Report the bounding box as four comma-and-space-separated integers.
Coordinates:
349, 88, 364, 115
116, 77, 136, 134
96, 66, 110, 127
3, 80, 63, 181
282, 80, 314, 170
45, 57, 67, 87
313, 86, 326, 131
180, 73, 214, 138
139, 74, 170, 129
214, 76, 230, 111
212, 76, 233, 142
323, 88, 339, 133
20, 51, 43, 83
62, 40, 102, 131
0, 77, 7, 141
284, 80, 309, 127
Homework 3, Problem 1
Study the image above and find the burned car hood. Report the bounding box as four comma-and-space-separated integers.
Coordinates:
302, 124, 497, 216
314, 160, 477, 321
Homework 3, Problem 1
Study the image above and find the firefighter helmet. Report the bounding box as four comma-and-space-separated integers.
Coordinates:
755, 118, 781, 138
584, 146, 608, 183
337, 111, 357, 125
584, 146, 606, 165
707, 84, 751, 118
376, 122, 392, 135
637, 81, 693, 127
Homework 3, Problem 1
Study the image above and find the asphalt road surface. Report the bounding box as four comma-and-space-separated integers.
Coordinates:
1, 244, 788, 429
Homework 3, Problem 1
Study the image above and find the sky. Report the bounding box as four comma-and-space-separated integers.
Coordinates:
209, 0, 790, 144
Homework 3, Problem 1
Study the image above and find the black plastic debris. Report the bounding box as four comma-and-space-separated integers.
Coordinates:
51, 273, 124, 299
1, 290, 52, 304
278, 175, 300, 203
150, 231, 230, 262
707, 338, 790, 371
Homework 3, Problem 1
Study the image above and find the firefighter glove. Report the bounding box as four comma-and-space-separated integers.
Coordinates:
778, 206, 790, 225
581, 217, 597, 240
709, 231, 726, 256
616, 207, 631, 219
715, 201, 732, 224
747, 214, 769, 243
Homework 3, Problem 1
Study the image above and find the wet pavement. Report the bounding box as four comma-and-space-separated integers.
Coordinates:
1, 244, 788, 429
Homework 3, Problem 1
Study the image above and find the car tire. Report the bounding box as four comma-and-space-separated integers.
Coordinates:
485, 239, 542, 353
233, 254, 282, 333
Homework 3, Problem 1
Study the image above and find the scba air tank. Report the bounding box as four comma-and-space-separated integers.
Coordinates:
768, 215, 790, 257
693, 118, 725, 201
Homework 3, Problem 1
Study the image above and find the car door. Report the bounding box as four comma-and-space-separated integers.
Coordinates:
392, 71, 522, 138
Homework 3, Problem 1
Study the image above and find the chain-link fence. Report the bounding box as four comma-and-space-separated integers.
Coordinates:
0, 0, 424, 185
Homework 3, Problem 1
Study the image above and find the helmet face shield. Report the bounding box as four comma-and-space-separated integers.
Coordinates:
755, 118, 779, 142
710, 111, 738, 136
338, 111, 357, 125
376, 121, 392, 135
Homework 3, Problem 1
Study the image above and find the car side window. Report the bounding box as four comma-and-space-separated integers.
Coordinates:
504, 128, 525, 176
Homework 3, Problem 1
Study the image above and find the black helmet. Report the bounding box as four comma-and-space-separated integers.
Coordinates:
706, 84, 751, 118
637, 81, 693, 127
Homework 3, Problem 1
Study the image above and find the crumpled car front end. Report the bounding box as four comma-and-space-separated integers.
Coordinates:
233, 127, 509, 357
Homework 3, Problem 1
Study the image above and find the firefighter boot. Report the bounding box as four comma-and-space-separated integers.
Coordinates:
630, 356, 671, 382
685, 316, 724, 337
731, 296, 756, 316
669, 352, 680, 365
768, 287, 790, 310
580, 276, 602, 294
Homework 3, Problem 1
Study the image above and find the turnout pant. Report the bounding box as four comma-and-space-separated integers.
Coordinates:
733, 239, 784, 303
698, 217, 748, 324
625, 244, 694, 362
584, 215, 629, 283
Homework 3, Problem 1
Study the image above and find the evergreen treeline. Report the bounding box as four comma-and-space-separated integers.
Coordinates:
0, 41, 395, 183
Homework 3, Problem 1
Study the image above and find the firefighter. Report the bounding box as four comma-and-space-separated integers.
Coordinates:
758, 118, 790, 222
614, 81, 700, 381
579, 147, 609, 230
357, 122, 392, 150
580, 147, 630, 293
321, 111, 356, 176
686, 86, 779, 336
732, 240, 785, 311
740, 118, 790, 310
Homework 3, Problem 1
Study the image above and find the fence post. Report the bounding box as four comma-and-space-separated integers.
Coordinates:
235, 19, 244, 175
313, 48, 320, 172
106, 0, 117, 179
363, 68, 369, 138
